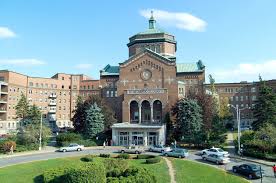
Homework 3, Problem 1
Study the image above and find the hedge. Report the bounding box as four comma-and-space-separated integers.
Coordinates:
136, 154, 155, 159
145, 156, 161, 164
107, 167, 157, 183
65, 162, 106, 183
80, 155, 96, 162
56, 133, 97, 147
104, 158, 129, 177
117, 154, 130, 159
100, 153, 111, 158
43, 167, 71, 183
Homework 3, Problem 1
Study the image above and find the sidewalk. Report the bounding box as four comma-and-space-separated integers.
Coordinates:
230, 154, 275, 167
0, 146, 122, 159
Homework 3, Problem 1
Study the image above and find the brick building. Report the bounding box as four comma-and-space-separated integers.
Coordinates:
106, 14, 205, 146
0, 71, 100, 134
205, 80, 276, 128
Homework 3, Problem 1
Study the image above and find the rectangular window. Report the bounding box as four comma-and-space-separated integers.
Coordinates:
106, 91, 109, 97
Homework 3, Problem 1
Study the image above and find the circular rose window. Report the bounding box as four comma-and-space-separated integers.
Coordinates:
140, 69, 152, 81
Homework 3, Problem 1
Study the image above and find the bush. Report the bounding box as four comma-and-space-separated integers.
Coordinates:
43, 167, 71, 183
100, 153, 110, 158
56, 133, 82, 147
104, 158, 129, 176
145, 156, 161, 164
0, 140, 16, 153
108, 167, 157, 183
77, 139, 97, 147
80, 155, 95, 162
65, 162, 106, 183
117, 153, 130, 159
15, 144, 38, 152
136, 154, 155, 159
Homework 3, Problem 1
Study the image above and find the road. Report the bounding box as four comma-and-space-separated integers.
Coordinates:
0, 148, 275, 183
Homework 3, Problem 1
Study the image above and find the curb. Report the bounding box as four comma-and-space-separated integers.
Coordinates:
0, 146, 123, 159
229, 155, 274, 167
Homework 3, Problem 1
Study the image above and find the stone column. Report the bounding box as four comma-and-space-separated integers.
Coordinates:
138, 103, 142, 124
150, 103, 154, 123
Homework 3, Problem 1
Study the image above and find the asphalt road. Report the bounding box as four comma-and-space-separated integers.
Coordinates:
0, 148, 275, 183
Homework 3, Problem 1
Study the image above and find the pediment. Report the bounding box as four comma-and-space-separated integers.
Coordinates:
119, 49, 175, 68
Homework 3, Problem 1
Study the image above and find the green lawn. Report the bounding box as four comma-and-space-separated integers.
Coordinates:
0, 156, 169, 183
173, 159, 249, 183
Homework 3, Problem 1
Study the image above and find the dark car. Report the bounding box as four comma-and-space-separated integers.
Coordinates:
232, 164, 264, 179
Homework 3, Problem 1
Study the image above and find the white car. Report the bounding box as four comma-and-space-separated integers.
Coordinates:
59, 143, 84, 152
120, 146, 145, 154
201, 147, 229, 157
149, 145, 172, 153
202, 154, 230, 164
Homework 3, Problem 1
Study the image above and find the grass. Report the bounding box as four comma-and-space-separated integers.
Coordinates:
173, 159, 249, 183
0, 155, 169, 183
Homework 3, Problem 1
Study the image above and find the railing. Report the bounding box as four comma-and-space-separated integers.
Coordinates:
0, 108, 7, 112
49, 101, 57, 106
49, 94, 57, 98
48, 109, 56, 113
126, 88, 167, 95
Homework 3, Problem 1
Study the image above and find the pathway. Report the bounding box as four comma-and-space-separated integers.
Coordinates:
163, 157, 176, 183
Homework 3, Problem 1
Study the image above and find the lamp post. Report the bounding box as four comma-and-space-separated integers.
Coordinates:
39, 112, 43, 151
228, 104, 250, 155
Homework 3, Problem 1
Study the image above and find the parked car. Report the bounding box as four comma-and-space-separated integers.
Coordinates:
202, 154, 230, 164
148, 145, 172, 153
59, 143, 84, 152
162, 148, 189, 158
120, 146, 145, 154
201, 147, 229, 157
232, 164, 264, 179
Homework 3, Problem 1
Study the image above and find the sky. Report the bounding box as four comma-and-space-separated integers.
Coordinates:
0, 0, 276, 83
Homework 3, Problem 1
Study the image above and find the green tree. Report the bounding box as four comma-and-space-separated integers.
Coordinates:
252, 77, 276, 130
72, 95, 117, 133
72, 96, 86, 133
85, 103, 105, 138
172, 98, 203, 145
164, 112, 174, 144
219, 97, 233, 120
15, 92, 29, 126
25, 105, 42, 125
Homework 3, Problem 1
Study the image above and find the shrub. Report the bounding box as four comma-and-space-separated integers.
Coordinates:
117, 153, 130, 159
104, 158, 129, 176
43, 167, 71, 183
56, 133, 82, 147
77, 139, 97, 147
15, 144, 38, 152
100, 153, 110, 158
136, 154, 155, 159
145, 156, 161, 164
65, 162, 106, 183
80, 155, 95, 162
0, 140, 16, 153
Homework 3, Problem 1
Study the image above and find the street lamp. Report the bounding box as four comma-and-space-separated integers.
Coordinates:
228, 104, 250, 155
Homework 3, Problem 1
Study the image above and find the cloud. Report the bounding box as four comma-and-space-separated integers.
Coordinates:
209, 60, 276, 83
0, 59, 46, 66
75, 63, 93, 69
0, 27, 16, 39
140, 9, 207, 32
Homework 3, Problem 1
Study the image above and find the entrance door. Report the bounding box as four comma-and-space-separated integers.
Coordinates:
132, 132, 144, 145
148, 132, 158, 146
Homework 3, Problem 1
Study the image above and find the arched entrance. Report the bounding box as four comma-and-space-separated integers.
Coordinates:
153, 100, 162, 123
130, 101, 139, 123
141, 100, 151, 124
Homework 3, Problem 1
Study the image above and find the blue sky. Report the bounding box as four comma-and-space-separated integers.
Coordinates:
1, 0, 276, 83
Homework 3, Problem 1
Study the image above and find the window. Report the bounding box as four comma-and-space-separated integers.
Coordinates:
115, 91, 117, 97
62, 85, 64, 89
235, 96, 239, 101
62, 77, 64, 80
240, 96, 243, 101
251, 87, 256, 92
29, 82, 33, 87
252, 95, 256, 101
106, 91, 109, 97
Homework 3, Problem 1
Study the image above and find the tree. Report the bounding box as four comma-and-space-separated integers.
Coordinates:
219, 97, 233, 120
72, 95, 117, 133
252, 77, 276, 130
15, 92, 29, 126
26, 105, 41, 125
72, 96, 86, 133
164, 112, 174, 144
172, 98, 203, 145
208, 74, 216, 95
84, 103, 105, 138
